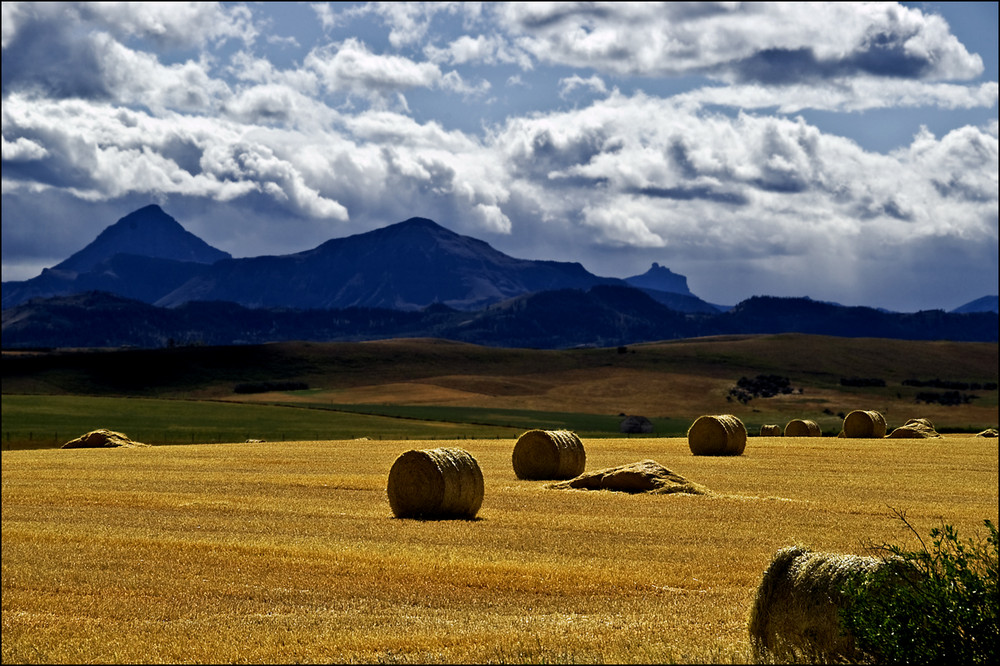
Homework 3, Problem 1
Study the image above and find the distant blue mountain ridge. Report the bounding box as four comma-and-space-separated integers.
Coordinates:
2, 205, 720, 313
1, 205, 995, 321
950, 295, 999, 314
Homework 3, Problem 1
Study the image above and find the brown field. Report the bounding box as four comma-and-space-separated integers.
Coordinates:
3, 434, 997, 664
208, 335, 999, 433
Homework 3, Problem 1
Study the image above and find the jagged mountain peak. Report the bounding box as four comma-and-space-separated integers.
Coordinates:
397, 216, 441, 227
307, 216, 471, 256
52, 205, 231, 274
624, 262, 693, 296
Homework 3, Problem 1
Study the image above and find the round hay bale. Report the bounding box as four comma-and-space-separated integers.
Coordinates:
784, 419, 821, 437
976, 428, 998, 438
687, 414, 747, 456
759, 424, 782, 437
511, 430, 586, 480
386, 447, 484, 519
841, 410, 887, 438
748, 546, 886, 663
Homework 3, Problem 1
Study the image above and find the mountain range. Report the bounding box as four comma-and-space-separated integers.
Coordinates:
3, 205, 720, 313
2, 205, 996, 349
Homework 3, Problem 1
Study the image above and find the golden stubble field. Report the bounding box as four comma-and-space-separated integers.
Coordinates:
2, 434, 998, 664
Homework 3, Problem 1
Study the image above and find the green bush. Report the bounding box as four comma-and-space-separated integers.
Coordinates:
839, 509, 998, 664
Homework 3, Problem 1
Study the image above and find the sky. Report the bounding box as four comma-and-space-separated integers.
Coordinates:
2, 2, 997, 312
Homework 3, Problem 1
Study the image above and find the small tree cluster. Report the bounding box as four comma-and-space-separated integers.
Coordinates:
903, 378, 998, 391
915, 391, 979, 406
727, 374, 794, 404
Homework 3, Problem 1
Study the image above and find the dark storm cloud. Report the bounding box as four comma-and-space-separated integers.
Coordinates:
1, 122, 104, 190
509, 4, 617, 30
667, 139, 701, 180
507, 127, 616, 181
728, 42, 931, 86
493, 3, 984, 82
627, 185, 748, 206
158, 137, 204, 178
1, 18, 112, 100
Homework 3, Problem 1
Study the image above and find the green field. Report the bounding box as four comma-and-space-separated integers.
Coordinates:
2, 395, 676, 450
0, 395, 536, 449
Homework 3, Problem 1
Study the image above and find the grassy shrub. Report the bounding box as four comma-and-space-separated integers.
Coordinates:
840, 509, 998, 664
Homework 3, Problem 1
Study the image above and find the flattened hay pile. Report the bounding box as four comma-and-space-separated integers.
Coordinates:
748, 545, 886, 663
61, 429, 149, 449
512, 429, 586, 480
547, 460, 709, 495
687, 414, 747, 456
387, 447, 484, 520
886, 418, 941, 439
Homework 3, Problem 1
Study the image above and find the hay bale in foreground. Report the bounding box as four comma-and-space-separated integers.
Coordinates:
387, 447, 484, 519
687, 414, 747, 456
748, 546, 885, 663
547, 460, 709, 495
841, 410, 887, 438
784, 419, 821, 437
512, 430, 586, 480
759, 424, 782, 437
61, 429, 148, 449
886, 418, 941, 439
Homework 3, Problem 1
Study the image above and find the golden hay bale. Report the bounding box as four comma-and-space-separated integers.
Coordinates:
759, 424, 782, 437
748, 546, 885, 663
386, 447, 484, 520
784, 419, 821, 437
547, 460, 709, 495
687, 414, 747, 456
61, 429, 148, 449
511, 430, 586, 480
841, 410, 887, 438
977, 428, 998, 438
886, 418, 941, 439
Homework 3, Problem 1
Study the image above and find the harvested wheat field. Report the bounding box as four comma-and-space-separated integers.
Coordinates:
2, 435, 997, 664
